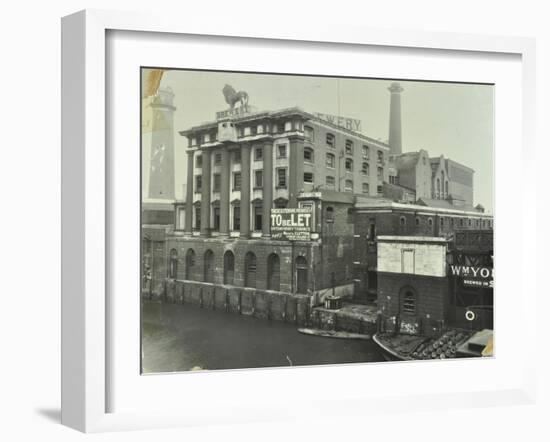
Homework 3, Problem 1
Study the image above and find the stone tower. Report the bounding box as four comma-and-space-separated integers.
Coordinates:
388, 82, 404, 155
148, 87, 176, 199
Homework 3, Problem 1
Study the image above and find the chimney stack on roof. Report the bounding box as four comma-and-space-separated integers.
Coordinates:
388, 82, 404, 155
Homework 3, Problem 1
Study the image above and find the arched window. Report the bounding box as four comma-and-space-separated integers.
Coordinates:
428, 218, 433, 227
185, 249, 196, 280
436, 178, 441, 198
362, 162, 369, 175
345, 139, 354, 155
345, 158, 353, 172
400, 287, 417, 315
400, 216, 406, 227
415, 217, 420, 226
223, 250, 235, 285
296, 256, 308, 294
445, 181, 449, 197
267, 254, 280, 291
169, 249, 178, 279
204, 249, 214, 283
244, 252, 257, 288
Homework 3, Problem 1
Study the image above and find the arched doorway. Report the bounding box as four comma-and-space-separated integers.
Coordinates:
169, 248, 178, 279
223, 250, 235, 285
185, 249, 196, 280
267, 253, 280, 291
295, 256, 308, 294
244, 252, 257, 288
204, 249, 214, 283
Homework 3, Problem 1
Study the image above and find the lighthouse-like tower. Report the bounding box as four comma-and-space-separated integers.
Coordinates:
148, 87, 176, 199
388, 82, 404, 155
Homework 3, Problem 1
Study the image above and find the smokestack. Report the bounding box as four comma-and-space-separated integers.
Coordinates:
388, 82, 404, 155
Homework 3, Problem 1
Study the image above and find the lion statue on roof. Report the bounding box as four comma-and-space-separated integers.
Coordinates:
222, 84, 249, 109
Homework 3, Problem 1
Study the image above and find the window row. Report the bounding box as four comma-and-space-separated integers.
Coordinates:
397, 216, 493, 228
194, 169, 288, 192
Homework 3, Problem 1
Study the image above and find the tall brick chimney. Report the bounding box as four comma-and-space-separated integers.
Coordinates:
388, 82, 404, 155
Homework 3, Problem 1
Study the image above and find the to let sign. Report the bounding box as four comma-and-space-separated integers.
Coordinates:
270, 208, 312, 241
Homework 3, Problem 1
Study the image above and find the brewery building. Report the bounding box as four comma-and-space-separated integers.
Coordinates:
141, 81, 493, 333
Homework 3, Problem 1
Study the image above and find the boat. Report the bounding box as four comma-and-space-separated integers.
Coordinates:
297, 327, 371, 340
373, 329, 475, 361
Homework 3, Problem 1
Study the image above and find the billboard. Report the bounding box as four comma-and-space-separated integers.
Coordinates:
270, 208, 312, 241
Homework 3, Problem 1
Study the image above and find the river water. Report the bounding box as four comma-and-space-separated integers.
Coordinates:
141, 302, 385, 373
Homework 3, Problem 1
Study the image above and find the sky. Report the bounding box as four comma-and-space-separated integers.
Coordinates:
142, 68, 494, 212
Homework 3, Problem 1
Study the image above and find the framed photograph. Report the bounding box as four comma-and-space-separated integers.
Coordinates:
61, 9, 537, 433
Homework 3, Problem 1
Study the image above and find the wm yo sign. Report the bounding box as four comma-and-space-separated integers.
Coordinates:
270, 208, 312, 241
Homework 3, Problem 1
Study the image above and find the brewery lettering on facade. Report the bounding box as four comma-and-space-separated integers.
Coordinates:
313, 112, 362, 132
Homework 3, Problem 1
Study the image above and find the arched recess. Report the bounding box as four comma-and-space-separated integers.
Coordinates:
267, 253, 280, 291
204, 249, 214, 283
295, 255, 308, 294
185, 249, 196, 280
244, 251, 257, 288
223, 250, 235, 285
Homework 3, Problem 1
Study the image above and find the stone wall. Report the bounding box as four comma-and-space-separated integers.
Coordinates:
159, 279, 312, 326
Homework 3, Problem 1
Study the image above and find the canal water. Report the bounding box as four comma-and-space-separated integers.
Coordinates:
141, 302, 385, 374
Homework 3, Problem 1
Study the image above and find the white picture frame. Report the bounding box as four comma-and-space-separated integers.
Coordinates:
61, 9, 537, 433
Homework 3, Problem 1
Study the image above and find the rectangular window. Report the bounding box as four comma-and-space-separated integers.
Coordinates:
277, 144, 287, 158
326, 153, 335, 168
362, 145, 369, 158
362, 162, 369, 175
194, 206, 201, 230
234, 150, 241, 163
377, 167, 383, 180
377, 185, 383, 194
326, 133, 335, 148
255, 170, 263, 188
213, 174, 221, 192
233, 206, 240, 230
195, 175, 202, 193
377, 150, 384, 163
213, 207, 220, 231
233, 172, 242, 191
345, 159, 353, 172
257, 124, 264, 134
304, 172, 314, 183
304, 148, 313, 162
214, 153, 222, 164
277, 168, 287, 188
304, 126, 314, 141
254, 205, 263, 231
196, 155, 202, 167
362, 183, 369, 193
203, 133, 211, 143
254, 147, 263, 161
326, 175, 335, 187
244, 126, 251, 136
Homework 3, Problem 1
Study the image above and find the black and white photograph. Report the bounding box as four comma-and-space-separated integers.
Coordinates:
140, 68, 494, 373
